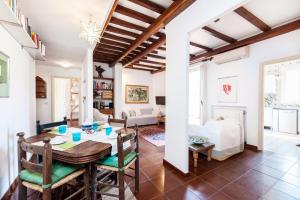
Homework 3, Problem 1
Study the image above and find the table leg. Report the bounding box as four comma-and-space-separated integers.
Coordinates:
207, 149, 212, 161
91, 164, 98, 200
193, 152, 198, 168
84, 164, 91, 200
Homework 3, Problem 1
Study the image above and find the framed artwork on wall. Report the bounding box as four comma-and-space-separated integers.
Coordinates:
125, 85, 149, 104
218, 76, 238, 103
0, 51, 10, 98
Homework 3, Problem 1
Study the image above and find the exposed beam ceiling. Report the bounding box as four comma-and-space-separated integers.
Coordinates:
128, 0, 165, 14
190, 41, 212, 51
139, 59, 165, 65
234, 7, 271, 32
115, 5, 156, 24
191, 19, 300, 63
202, 26, 237, 43
116, 0, 196, 64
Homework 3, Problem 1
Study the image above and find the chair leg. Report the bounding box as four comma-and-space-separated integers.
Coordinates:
91, 165, 98, 200
118, 171, 125, 200
18, 180, 27, 200
135, 158, 139, 193
42, 188, 51, 200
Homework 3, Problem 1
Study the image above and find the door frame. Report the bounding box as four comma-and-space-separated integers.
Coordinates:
51, 76, 81, 122
257, 55, 300, 150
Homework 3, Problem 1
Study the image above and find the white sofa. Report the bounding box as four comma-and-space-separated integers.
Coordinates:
122, 108, 160, 127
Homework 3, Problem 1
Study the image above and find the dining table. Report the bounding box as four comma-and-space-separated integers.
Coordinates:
26, 126, 135, 200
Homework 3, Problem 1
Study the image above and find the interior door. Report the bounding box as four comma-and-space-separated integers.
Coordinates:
53, 77, 71, 122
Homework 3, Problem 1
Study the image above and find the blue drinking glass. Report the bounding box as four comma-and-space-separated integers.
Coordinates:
72, 132, 81, 142
58, 125, 67, 134
105, 127, 112, 136
92, 122, 99, 131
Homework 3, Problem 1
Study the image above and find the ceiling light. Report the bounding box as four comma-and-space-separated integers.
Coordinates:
79, 15, 102, 45
57, 61, 73, 68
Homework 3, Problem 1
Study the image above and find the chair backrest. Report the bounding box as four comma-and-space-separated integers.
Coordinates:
36, 117, 67, 135
108, 116, 127, 128
17, 132, 52, 186
116, 125, 139, 169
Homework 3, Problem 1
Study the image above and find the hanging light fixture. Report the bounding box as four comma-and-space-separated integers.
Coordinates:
79, 15, 102, 45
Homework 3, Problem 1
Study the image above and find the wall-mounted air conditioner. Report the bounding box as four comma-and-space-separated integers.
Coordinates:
213, 46, 250, 65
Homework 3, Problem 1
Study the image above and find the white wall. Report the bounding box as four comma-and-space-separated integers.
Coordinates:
122, 69, 154, 112
36, 64, 81, 124
0, 26, 36, 198
205, 29, 300, 147
153, 71, 166, 113
165, 0, 246, 173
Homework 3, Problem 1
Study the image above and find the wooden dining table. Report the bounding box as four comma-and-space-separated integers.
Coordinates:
26, 127, 134, 200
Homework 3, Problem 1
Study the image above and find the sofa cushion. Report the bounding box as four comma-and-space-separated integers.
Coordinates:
128, 110, 136, 117
140, 108, 153, 115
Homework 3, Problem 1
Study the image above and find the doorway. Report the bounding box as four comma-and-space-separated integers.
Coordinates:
259, 56, 300, 155
52, 77, 80, 124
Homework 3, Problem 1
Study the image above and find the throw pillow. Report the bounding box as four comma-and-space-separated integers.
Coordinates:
140, 108, 153, 115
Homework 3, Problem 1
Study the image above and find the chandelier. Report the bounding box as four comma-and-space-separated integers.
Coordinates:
80, 16, 101, 45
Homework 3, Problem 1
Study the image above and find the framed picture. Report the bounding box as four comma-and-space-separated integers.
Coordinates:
218, 76, 238, 103
125, 85, 149, 104
0, 51, 9, 97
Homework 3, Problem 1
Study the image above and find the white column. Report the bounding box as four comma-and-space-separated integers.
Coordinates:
113, 63, 123, 118
81, 48, 93, 123
165, 27, 190, 173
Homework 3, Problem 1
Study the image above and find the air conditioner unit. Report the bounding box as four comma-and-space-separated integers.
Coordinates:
213, 46, 250, 65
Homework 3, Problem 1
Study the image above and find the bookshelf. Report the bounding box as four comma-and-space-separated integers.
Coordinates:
93, 77, 114, 117
0, 0, 46, 61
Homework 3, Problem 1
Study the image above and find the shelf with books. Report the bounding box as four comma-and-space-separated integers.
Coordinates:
0, 0, 46, 61
93, 77, 114, 81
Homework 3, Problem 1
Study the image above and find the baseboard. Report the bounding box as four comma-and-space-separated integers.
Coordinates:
163, 159, 190, 177
1, 177, 18, 200
245, 143, 259, 151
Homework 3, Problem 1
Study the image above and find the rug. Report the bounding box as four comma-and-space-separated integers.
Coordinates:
140, 126, 165, 147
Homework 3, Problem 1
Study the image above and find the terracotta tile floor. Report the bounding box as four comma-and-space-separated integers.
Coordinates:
129, 135, 300, 200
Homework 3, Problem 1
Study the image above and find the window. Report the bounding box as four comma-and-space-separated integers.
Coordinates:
189, 66, 202, 125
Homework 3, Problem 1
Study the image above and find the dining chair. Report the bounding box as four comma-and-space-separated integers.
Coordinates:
36, 117, 67, 135
17, 132, 88, 200
108, 116, 128, 128
93, 125, 139, 200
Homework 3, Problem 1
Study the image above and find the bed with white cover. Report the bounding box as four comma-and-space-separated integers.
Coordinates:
189, 106, 246, 161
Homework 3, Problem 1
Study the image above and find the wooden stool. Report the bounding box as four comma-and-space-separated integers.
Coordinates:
189, 142, 215, 167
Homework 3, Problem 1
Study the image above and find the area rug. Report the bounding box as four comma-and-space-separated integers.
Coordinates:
139, 126, 165, 147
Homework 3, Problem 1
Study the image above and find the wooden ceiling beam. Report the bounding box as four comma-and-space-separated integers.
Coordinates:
97, 44, 124, 52
126, 66, 154, 72
116, 0, 196, 64
132, 63, 162, 69
128, 0, 165, 14
124, 36, 166, 67
115, 5, 156, 24
110, 17, 146, 32
191, 19, 300, 63
106, 25, 140, 38
202, 26, 236, 43
190, 41, 212, 51
147, 54, 165, 59
158, 46, 166, 51
151, 67, 166, 74
102, 32, 133, 44
234, 7, 271, 32
100, 38, 129, 48
139, 59, 165, 65
94, 49, 120, 56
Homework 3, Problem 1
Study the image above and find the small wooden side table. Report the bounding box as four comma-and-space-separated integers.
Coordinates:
157, 116, 165, 127
189, 142, 215, 167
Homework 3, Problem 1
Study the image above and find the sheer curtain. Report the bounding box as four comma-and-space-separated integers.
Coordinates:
189, 66, 204, 125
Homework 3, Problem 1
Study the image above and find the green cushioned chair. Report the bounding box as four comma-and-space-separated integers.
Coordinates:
17, 132, 87, 200
19, 161, 83, 187
93, 126, 140, 200
96, 152, 137, 169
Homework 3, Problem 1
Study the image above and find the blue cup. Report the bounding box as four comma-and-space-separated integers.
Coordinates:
72, 132, 81, 142
92, 123, 99, 131
58, 125, 67, 134
105, 127, 112, 136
